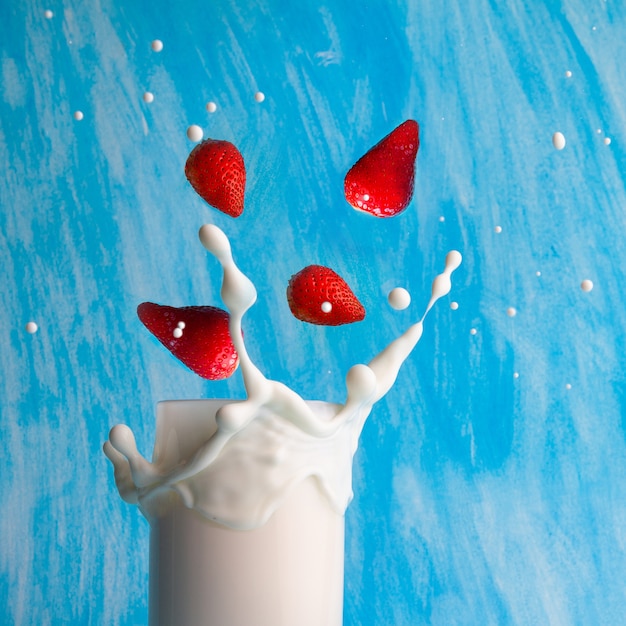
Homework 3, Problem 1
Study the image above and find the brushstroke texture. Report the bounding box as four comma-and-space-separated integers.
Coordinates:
2, 0, 626, 624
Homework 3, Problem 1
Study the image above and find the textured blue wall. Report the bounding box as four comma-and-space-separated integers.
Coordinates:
2, 0, 626, 624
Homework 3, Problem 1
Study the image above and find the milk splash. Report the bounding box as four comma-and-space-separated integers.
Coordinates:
104, 225, 461, 529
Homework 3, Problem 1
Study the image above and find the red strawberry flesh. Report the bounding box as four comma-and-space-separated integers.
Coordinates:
137, 302, 239, 380
185, 139, 246, 217
344, 119, 419, 218
286, 265, 365, 326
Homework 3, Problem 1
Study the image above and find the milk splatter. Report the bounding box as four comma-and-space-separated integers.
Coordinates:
552, 132, 566, 150
104, 226, 461, 528
388, 287, 411, 310
186, 125, 203, 142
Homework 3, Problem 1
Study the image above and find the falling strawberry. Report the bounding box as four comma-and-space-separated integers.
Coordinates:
286, 265, 365, 326
137, 303, 239, 380
344, 119, 419, 218
185, 138, 246, 217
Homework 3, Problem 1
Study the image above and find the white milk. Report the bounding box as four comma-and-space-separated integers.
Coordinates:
104, 225, 461, 625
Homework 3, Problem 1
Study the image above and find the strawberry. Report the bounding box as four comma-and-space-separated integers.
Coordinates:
137, 302, 239, 380
286, 265, 365, 326
185, 138, 246, 217
344, 119, 419, 218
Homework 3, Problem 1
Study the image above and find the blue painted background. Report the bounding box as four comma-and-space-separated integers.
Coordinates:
2, 0, 626, 624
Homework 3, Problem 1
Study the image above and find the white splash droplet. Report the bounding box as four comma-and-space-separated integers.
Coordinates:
254, 91, 265, 103
73, 110, 84, 121
173, 328, 183, 339
25, 321, 38, 334
552, 132, 566, 150
388, 287, 411, 311
506, 307, 517, 317
321, 301, 332, 313
345, 364, 377, 403
44, 9, 53, 18
143, 92, 154, 103
109, 424, 139, 459
581, 279, 593, 292
151, 39, 163, 52
187, 125, 203, 142
199, 224, 231, 257
470, 328, 477, 335
450, 301, 459, 310
604, 137, 611, 146
206, 101, 217, 113
445, 251, 462, 271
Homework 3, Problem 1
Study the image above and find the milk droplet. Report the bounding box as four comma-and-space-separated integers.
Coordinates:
506, 307, 517, 317
565, 383, 572, 390
513, 372, 520, 379
445, 250, 462, 271
178, 321, 186, 329
151, 39, 163, 52
450, 301, 459, 310
44, 9, 53, 18
143, 91, 154, 103
173, 327, 183, 338
565, 70, 572, 78
581, 279, 593, 292
552, 132, 566, 150
536, 271, 542, 277
109, 424, 139, 459
604, 137, 612, 146
439, 216, 445, 222
25, 321, 38, 334
470, 328, 477, 335
187, 125, 203, 142
424, 252, 461, 314
254, 91, 265, 103
321, 301, 332, 313
363, 194, 370, 201
199, 223, 231, 257
494, 225, 502, 233
388, 287, 411, 311
345, 364, 377, 402
206, 101, 217, 113
73, 110, 84, 121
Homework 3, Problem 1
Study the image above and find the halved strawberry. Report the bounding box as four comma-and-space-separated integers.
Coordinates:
185, 138, 246, 217
137, 303, 239, 380
286, 265, 365, 326
344, 119, 419, 218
